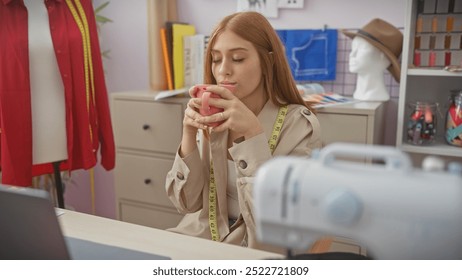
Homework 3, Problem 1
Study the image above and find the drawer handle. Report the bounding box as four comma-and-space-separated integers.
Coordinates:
142, 124, 150, 130
144, 178, 152, 185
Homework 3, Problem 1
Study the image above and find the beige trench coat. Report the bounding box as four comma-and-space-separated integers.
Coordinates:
165, 101, 321, 253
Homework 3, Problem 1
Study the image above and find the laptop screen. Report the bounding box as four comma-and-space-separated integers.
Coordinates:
0, 184, 171, 260
0, 185, 70, 260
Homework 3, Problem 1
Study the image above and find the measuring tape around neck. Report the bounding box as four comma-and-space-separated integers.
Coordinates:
208, 105, 288, 241
268, 105, 288, 154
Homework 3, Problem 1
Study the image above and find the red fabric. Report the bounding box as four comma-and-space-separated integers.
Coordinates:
0, 0, 115, 186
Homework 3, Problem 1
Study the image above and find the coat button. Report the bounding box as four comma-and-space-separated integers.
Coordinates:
303, 109, 311, 115
176, 172, 184, 180
238, 160, 248, 169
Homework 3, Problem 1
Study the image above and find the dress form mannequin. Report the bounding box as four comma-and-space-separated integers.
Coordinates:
25, 0, 67, 164
1, 0, 116, 190
25, 0, 67, 207
349, 36, 391, 101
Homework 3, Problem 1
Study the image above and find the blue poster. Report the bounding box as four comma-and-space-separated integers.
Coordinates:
276, 29, 338, 81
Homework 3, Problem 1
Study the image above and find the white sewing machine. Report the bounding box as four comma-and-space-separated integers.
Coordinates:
254, 143, 462, 259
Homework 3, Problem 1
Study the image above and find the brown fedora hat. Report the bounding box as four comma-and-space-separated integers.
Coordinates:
342, 18, 403, 83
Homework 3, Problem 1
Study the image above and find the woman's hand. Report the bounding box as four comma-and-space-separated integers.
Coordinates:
179, 86, 209, 158
194, 85, 264, 140
183, 85, 209, 133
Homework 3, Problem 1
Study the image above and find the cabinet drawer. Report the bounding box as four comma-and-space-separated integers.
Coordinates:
119, 201, 183, 230
114, 153, 175, 208
317, 113, 368, 145
113, 100, 183, 153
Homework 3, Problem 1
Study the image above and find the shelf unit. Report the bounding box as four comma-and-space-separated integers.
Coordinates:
396, 0, 462, 163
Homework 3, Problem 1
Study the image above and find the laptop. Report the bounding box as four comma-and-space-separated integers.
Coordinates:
0, 184, 170, 260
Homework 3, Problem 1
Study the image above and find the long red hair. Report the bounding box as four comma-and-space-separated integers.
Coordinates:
204, 11, 315, 111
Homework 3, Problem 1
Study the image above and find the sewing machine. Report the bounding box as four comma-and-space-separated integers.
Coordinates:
254, 143, 462, 259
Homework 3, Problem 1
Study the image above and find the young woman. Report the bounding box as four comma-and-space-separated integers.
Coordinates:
165, 11, 321, 252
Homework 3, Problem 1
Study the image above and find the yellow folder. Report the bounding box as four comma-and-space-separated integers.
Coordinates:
172, 23, 196, 89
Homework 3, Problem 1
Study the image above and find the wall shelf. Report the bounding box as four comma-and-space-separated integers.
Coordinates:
396, 0, 462, 165
407, 68, 462, 76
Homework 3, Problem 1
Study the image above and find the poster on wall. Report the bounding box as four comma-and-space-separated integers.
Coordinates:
277, 29, 338, 81
237, 0, 279, 18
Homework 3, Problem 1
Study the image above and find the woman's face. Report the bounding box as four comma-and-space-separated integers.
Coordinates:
211, 30, 265, 105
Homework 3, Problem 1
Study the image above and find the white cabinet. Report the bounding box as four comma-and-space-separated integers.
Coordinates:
109, 92, 385, 230
396, 0, 462, 164
316, 101, 385, 146
110, 91, 187, 229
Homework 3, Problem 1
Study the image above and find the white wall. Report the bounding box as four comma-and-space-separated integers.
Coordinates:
178, 0, 405, 34
66, 0, 406, 218
96, 0, 406, 94
94, 0, 150, 93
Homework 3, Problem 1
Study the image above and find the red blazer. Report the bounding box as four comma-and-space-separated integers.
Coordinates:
0, 0, 115, 186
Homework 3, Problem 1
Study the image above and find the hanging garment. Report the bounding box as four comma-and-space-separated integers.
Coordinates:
0, 0, 115, 186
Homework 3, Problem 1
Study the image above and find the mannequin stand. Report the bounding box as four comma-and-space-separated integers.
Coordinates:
52, 161, 65, 209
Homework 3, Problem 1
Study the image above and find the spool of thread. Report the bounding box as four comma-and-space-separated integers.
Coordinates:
407, 102, 438, 145
429, 35, 436, 49
416, 17, 423, 33
445, 34, 452, 49
415, 35, 421, 49
429, 51, 436, 67
432, 16, 438, 33
446, 16, 454, 32
414, 50, 421, 66
445, 51, 452, 66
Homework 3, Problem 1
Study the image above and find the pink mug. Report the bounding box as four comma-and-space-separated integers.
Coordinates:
194, 84, 235, 127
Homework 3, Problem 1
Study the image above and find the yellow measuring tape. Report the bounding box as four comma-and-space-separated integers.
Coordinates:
208, 161, 219, 241
65, 0, 95, 116
208, 105, 288, 241
65, 0, 96, 214
268, 105, 288, 153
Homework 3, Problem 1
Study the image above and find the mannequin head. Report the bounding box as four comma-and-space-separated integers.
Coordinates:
342, 18, 403, 84
348, 36, 391, 101
349, 36, 391, 74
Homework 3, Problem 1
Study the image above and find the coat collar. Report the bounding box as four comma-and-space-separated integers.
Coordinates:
257, 100, 282, 142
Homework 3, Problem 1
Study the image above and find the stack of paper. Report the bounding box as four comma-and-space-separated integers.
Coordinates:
303, 92, 357, 108
183, 34, 207, 88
